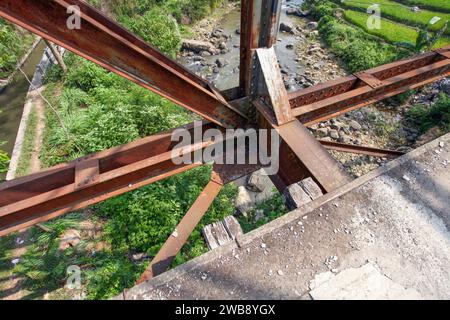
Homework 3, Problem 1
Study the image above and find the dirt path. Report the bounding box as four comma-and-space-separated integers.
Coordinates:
29, 88, 46, 173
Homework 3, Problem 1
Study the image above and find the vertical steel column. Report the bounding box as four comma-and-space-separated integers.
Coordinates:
239, 0, 282, 97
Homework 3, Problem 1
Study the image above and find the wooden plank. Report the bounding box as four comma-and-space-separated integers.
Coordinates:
299, 177, 323, 200
203, 224, 220, 250
283, 183, 311, 210
223, 216, 243, 240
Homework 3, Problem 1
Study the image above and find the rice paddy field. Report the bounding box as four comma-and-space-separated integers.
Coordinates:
397, 0, 450, 13
341, 0, 450, 34
337, 0, 450, 49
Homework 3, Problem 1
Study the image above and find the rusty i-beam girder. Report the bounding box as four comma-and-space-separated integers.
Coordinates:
289, 46, 450, 125
0, 0, 247, 128
0, 122, 214, 236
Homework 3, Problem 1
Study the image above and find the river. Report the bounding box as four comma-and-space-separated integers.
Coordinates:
0, 40, 45, 158
178, 0, 305, 91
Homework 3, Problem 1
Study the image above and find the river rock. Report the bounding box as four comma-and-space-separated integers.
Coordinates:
349, 120, 362, 131
219, 42, 227, 50
216, 57, 228, 68
440, 78, 450, 95
280, 22, 294, 34
286, 8, 310, 17
211, 29, 223, 38
246, 169, 272, 193
235, 186, 256, 214
180, 15, 191, 26
182, 39, 216, 54
306, 21, 319, 30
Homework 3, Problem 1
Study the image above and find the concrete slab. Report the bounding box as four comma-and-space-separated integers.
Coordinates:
309, 263, 422, 300
119, 133, 450, 300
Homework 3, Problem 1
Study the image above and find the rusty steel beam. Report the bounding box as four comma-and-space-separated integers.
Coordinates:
255, 100, 351, 193
239, 0, 260, 96
136, 162, 261, 283
319, 140, 405, 158
289, 46, 450, 125
0, 0, 246, 128
256, 48, 294, 125
0, 122, 228, 236
137, 176, 223, 284
253, 47, 351, 193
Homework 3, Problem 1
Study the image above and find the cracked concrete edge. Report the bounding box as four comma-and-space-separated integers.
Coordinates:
115, 132, 450, 300
121, 241, 238, 300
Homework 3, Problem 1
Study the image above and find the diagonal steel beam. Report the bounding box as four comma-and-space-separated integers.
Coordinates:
136, 162, 261, 284
254, 47, 351, 193
136, 175, 224, 284
0, 0, 247, 128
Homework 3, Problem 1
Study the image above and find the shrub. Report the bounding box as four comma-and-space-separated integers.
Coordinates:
317, 14, 402, 72
95, 166, 238, 262
122, 8, 181, 58
407, 93, 450, 133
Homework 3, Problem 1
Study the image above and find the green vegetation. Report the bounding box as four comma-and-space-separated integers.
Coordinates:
238, 194, 287, 233
341, 0, 450, 34
89, 0, 234, 35
344, 10, 420, 44
407, 94, 450, 133
396, 0, 450, 13
0, 143, 9, 176
343, 10, 450, 50
396, 21, 449, 53
0, 19, 34, 79
304, 0, 450, 73
308, 1, 404, 72
122, 9, 181, 58
0, 235, 16, 298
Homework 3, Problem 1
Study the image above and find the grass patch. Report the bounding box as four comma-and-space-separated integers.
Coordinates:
15, 106, 38, 177
407, 93, 450, 133
0, 235, 15, 297
395, 0, 450, 13
341, 0, 450, 34
238, 194, 287, 233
